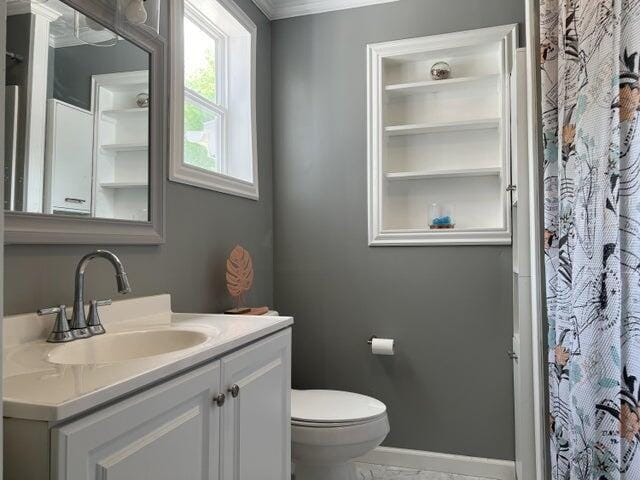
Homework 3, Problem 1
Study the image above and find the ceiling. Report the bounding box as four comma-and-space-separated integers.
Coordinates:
250, 0, 400, 20
8, 0, 401, 27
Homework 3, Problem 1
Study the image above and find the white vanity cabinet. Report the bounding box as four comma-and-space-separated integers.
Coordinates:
5, 329, 291, 480
44, 99, 94, 215
53, 360, 223, 480
221, 329, 291, 479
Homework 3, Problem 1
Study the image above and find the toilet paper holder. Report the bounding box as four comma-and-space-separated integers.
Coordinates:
367, 335, 377, 345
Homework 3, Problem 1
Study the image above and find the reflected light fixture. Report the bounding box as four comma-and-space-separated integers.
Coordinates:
74, 10, 118, 47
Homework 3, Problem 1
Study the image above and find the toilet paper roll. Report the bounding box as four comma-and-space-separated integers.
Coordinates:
371, 338, 395, 356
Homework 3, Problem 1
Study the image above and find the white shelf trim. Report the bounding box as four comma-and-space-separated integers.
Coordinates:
385, 118, 500, 136
99, 182, 148, 189
100, 142, 148, 153
384, 226, 508, 233
385, 75, 499, 97
371, 229, 512, 246
102, 107, 149, 119
367, 25, 518, 246
386, 167, 502, 180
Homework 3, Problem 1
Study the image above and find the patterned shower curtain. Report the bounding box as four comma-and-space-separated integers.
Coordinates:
542, 0, 640, 478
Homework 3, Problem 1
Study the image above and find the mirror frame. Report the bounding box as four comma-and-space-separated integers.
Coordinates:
4, 0, 166, 245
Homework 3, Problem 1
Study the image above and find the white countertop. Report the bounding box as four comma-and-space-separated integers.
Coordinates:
3, 295, 293, 422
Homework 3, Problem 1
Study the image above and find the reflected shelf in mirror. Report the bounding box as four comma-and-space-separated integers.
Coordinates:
102, 107, 149, 119
100, 142, 149, 153
99, 182, 148, 189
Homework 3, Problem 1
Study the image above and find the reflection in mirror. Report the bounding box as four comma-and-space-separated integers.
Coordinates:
4, 0, 151, 221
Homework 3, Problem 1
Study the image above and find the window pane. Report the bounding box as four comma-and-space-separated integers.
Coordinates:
184, 16, 217, 103
184, 96, 222, 173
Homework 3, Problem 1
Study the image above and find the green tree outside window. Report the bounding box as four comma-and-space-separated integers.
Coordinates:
184, 49, 218, 172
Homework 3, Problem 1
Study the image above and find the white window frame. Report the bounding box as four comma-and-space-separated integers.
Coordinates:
169, 0, 259, 200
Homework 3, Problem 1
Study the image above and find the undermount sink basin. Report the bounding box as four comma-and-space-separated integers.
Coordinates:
47, 329, 208, 365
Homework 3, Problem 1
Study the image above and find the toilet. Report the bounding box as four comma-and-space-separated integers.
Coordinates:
291, 389, 390, 480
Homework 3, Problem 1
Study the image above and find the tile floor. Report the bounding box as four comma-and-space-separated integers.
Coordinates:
355, 463, 497, 480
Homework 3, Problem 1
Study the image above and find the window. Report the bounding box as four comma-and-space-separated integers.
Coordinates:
183, 13, 224, 173
170, 0, 258, 199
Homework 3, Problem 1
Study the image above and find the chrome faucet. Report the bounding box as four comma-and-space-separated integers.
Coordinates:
70, 250, 131, 338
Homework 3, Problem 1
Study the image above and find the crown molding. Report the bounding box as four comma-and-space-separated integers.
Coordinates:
251, 0, 399, 20
7, 0, 62, 22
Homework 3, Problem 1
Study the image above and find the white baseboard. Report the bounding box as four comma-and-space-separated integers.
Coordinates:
356, 447, 516, 480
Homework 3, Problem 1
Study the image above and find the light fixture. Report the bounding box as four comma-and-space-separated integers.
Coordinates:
74, 11, 118, 47
116, 0, 161, 37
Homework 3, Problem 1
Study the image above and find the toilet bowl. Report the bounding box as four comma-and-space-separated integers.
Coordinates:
291, 389, 390, 480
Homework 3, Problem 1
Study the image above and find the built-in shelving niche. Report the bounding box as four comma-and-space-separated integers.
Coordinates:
367, 25, 518, 246
92, 71, 149, 222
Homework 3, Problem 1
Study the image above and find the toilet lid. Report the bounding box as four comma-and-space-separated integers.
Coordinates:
291, 389, 387, 424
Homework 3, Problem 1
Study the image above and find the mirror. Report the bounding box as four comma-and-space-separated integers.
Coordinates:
5, 0, 151, 222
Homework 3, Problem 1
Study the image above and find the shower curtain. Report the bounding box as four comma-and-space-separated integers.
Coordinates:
542, 0, 640, 478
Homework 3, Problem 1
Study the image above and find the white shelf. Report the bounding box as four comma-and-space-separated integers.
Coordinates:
93, 70, 150, 221
385, 75, 499, 97
372, 227, 512, 246
102, 107, 149, 119
101, 142, 148, 153
367, 25, 517, 246
99, 182, 148, 189
385, 118, 500, 136
386, 166, 502, 181
385, 226, 508, 233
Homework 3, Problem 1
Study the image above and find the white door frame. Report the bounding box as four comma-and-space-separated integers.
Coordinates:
1, 0, 7, 475
525, 0, 548, 478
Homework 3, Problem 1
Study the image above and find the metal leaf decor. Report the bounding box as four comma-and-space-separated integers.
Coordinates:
226, 245, 254, 307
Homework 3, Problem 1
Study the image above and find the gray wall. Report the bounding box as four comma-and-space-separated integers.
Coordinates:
51, 40, 149, 110
5, 14, 31, 212
4, 0, 274, 317
272, 0, 523, 460
5, 15, 29, 92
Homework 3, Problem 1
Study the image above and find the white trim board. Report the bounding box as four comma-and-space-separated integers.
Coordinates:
251, 0, 399, 20
357, 447, 516, 480
524, 0, 548, 478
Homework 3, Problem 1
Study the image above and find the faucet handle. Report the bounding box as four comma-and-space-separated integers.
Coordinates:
38, 305, 74, 343
87, 299, 111, 336
38, 306, 63, 316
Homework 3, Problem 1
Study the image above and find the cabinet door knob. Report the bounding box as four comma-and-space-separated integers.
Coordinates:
228, 384, 240, 398
213, 393, 226, 407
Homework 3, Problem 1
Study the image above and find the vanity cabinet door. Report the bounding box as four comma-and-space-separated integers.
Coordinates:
52, 361, 223, 480
220, 329, 291, 480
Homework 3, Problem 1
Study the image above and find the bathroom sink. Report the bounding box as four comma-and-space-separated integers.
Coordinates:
47, 329, 208, 365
